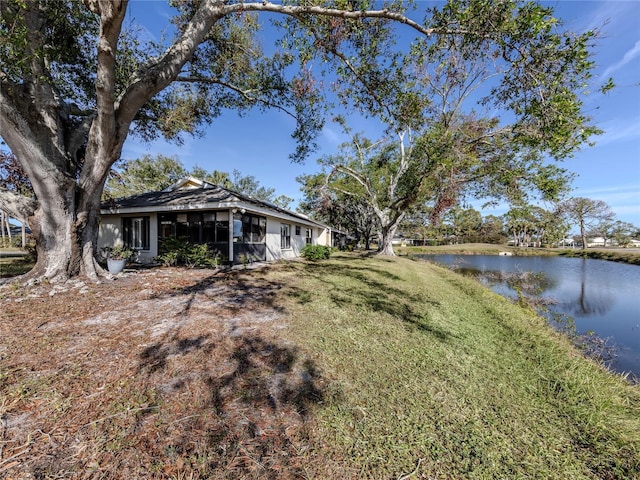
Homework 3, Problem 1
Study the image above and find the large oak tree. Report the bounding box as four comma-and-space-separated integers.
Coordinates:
295, 1, 602, 255
1, 0, 602, 279
0, 0, 435, 282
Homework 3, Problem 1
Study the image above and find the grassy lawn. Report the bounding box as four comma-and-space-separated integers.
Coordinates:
274, 253, 640, 478
398, 242, 640, 265
1, 252, 638, 478
0, 250, 34, 278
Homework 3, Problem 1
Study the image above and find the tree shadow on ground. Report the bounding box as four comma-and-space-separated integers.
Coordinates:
295, 260, 454, 343
134, 332, 327, 479
139, 334, 213, 373
205, 335, 323, 419
147, 269, 288, 319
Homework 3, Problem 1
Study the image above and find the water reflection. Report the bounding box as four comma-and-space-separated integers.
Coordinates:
454, 260, 614, 318
563, 259, 614, 317
418, 254, 640, 380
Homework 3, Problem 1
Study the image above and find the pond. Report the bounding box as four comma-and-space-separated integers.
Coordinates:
417, 254, 640, 380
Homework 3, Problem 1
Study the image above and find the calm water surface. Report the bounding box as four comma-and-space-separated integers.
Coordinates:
418, 255, 640, 379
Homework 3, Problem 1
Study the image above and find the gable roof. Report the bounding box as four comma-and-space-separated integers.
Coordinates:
162, 176, 216, 191
100, 178, 327, 228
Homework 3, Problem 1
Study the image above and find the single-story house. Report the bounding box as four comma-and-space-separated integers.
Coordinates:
586, 237, 617, 248
99, 177, 332, 264
391, 234, 419, 247
556, 238, 575, 248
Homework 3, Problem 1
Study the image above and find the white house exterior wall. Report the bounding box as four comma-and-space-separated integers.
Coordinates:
98, 216, 120, 251
99, 209, 330, 264
313, 228, 331, 247
263, 216, 329, 261
99, 213, 158, 263
264, 215, 301, 261
265, 216, 283, 261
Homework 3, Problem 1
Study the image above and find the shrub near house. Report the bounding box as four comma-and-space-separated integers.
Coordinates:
301, 244, 332, 260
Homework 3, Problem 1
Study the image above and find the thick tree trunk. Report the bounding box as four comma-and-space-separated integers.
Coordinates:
21, 180, 105, 284
377, 231, 396, 255
377, 220, 402, 256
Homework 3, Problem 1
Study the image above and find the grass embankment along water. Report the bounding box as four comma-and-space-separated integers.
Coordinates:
398, 242, 640, 265
397, 242, 549, 256
276, 253, 640, 478
1, 252, 639, 478
557, 248, 640, 266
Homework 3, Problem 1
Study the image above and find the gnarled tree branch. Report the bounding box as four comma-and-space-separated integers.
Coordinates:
0, 187, 36, 226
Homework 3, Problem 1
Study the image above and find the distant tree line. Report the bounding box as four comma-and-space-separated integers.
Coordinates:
296, 176, 639, 250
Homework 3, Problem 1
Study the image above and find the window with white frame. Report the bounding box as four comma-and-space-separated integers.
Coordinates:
305, 228, 313, 245
122, 216, 150, 250
295, 225, 301, 236
281, 223, 291, 249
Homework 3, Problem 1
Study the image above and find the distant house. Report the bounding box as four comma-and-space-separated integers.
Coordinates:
391, 235, 417, 247
557, 238, 575, 248
98, 177, 332, 264
586, 237, 618, 248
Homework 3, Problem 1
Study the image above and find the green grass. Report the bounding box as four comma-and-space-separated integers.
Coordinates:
398, 243, 640, 265
558, 248, 640, 265
0, 253, 34, 278
397, 242, 559, 257
2, 251, 638, 478
265, 253, 640, 479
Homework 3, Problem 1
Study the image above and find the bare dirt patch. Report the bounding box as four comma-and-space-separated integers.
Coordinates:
1, 266, 326, 479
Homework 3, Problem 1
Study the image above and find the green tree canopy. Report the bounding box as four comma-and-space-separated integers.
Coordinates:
0, 0, 605, 280
105, 154, 188, 198
298, 171, 377, 249
295, 0, 600, 255
559, 197, 615, 250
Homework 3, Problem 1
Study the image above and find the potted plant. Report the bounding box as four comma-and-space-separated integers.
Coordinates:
104, 244, 134, 274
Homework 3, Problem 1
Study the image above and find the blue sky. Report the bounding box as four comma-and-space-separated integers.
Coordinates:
122, 1, 640, 228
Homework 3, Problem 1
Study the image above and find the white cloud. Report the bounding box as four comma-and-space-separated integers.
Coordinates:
612, 204, 640, 216
576, 184, 640, 196
573, 186, 640, 207
595, 116, 640, 145
572, 185, 640, 224
321, 125, 343, 147
601, 40, 640, 81
582, 1, 638, 33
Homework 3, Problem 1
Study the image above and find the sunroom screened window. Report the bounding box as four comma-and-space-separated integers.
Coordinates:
240, 214, 266, 243
159, 211, 229, 244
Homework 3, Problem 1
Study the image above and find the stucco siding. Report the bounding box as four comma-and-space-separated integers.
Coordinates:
265, 216, 287, 261
99, 213, 158, 263
98, 215, 121, 252
264, 217, 318, 261
290, 224, 306, 258
145, 214, 159, 261
316, 228, 331, 246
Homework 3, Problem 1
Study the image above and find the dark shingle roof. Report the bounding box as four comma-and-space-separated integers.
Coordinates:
101, 183, 325, 227
102, 185, 237, 210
